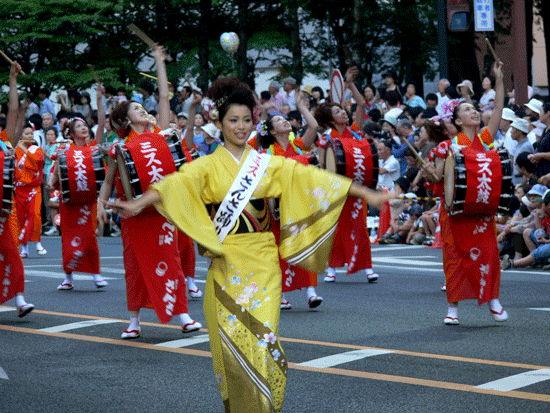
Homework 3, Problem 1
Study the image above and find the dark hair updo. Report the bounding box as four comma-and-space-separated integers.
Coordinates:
206, 76, 255, 122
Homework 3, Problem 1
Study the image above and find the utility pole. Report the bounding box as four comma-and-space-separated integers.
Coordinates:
437, 0, 449, 80
513, 0, 528, 105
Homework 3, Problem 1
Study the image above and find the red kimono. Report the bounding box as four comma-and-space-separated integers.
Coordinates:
436, 130, 501, 305
324, 125, 373, 274
14, 145, 44, 244
109, 129, 189, 323
251, 135, 318, 292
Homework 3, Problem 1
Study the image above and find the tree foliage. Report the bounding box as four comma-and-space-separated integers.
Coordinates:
1, 0, 515, 99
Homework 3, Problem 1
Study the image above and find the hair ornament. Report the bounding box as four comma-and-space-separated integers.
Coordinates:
257, 120, 269, 136
441, 99, 461, 122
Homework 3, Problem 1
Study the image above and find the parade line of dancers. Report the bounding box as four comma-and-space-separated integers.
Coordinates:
1, 43, 510, 413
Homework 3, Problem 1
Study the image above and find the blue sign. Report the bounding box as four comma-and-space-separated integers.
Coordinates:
474, 0, 494, 31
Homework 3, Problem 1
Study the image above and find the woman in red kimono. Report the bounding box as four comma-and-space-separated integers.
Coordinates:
97, 44, 201, 339
314, 67, 379, 284
252, 90, 322, 309
14, 127, 46, 258
50, 86, 107, 291
424, 61, 508, 325
1, 61, 35, 317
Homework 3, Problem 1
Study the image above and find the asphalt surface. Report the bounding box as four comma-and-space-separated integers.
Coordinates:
1, 236, 549, 413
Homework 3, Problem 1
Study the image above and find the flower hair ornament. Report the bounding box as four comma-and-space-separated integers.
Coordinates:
206, 96, 228, 121
440, 99, 461, 123
256, 120, 269, 136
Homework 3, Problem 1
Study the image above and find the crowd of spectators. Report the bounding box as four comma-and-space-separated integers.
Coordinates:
3, 71, 549, 267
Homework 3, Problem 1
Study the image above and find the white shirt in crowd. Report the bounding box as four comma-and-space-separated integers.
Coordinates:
378, 155, 400, 191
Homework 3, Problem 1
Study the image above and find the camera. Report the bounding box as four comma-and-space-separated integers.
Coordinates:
372, 130, 391, 140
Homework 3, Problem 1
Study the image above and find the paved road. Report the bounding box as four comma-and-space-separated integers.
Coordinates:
1, 236, 549, 412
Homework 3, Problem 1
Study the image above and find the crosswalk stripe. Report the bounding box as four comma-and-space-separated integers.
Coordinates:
39, 319, 119, 333
23, 270, 116, 280
298, 349, 394, 368
155, 334, 210, 348
0, 366, 8, 380
0, 308, 15, 312
476, 369, 550, 391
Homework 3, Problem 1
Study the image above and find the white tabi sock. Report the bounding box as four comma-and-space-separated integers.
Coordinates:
364, 268, 374, 275
15, 295, 26, 307
63, 273, 74, 285
127, 317, 140, 331
489, 299, 503, 313
306, 287, 317, 299
179, 313, 194, 326
186, 276, 197, 291
327, 267, 336, 277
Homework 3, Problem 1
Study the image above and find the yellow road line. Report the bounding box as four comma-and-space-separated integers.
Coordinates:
1, 323, 549, 403
5, 307, 548, 371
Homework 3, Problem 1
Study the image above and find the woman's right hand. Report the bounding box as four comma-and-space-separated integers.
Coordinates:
97, 201, 109, 225
106, 198, 143, 219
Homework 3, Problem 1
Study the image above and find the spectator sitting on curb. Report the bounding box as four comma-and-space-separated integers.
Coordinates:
502, 189, 550, 270
379, 177, 413, 244
406, 204, 426, 244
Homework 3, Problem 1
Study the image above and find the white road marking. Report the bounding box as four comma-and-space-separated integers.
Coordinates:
155, 334, 210, 348
476, 369, 550, 391
298, 349, 394, 368
529, 308, 550, 312
0, 366, 8, 380
372, 245, 425, 251
0, 307, 15, 313
23, 270, 116, 281
372, 257, 442, 266
39, 319, 119, 333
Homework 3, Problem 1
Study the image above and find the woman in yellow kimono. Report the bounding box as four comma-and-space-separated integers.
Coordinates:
110, 77, 391, 413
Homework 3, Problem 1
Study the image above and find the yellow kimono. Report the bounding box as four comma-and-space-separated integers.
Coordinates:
153, 146, 351, 413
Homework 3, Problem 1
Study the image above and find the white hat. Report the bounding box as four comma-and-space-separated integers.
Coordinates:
501, 108, 516, 122
525, 98, 543, 114
457, 80, 474, 96
510, 118, 529, 134
177, 111, 188, 118
527, 184, 547, 197
521, 195, 533, 208
383, 113, 398, 127
201, 123, 220, 138
383, 108, 403, 127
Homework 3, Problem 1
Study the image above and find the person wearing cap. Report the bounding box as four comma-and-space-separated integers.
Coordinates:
176, 111, 188, 130
314, 66, 381, 283
457, 80, 474, 104
502, 189, 550, 270
194, 122, 221, 156
524, 98, 543, 118
529, 102, 550, 182
510, 118, 534, 185
498, 107, 517, 152
479, 75, 496, 109
301, 85, 313, 101
422, 60, 509, 325
381, 109, 401, 146
268, 80, 286, 111
282, 77, 297, 111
